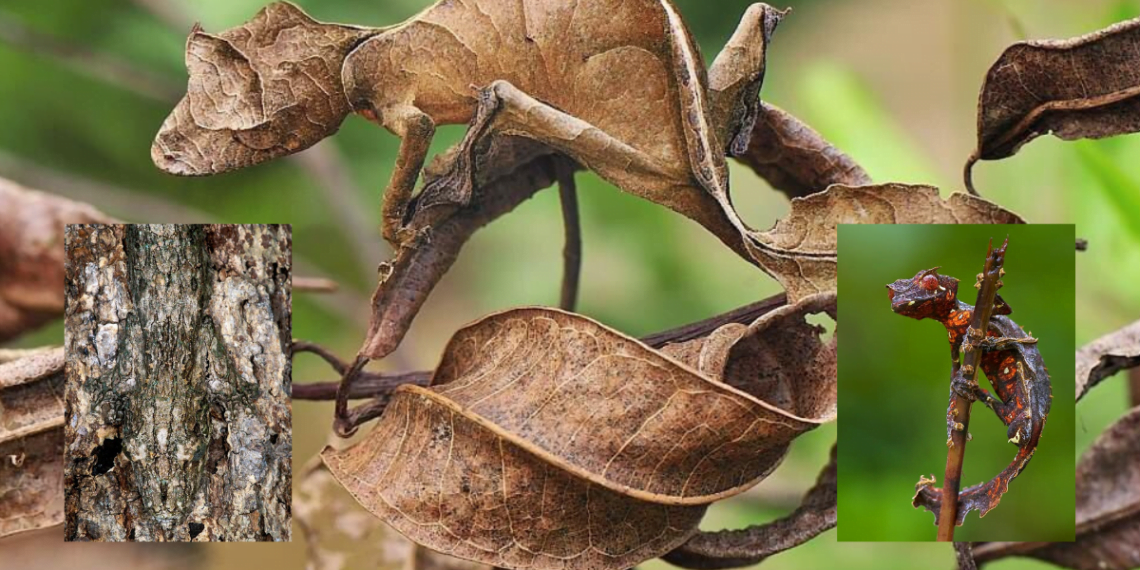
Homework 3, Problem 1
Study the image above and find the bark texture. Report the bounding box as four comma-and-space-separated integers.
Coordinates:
64, 224, 291, 542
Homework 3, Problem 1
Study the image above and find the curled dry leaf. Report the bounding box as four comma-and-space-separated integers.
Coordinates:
0, 347, 65, 538
965, 17, 1140, 193
745, 184, 1023, 303
0, 178, 114, 342
735, 103, 871, 199
662, 443, 837, 570
1076, 320, 1140, 402
323, 297, 836, 570
974, 406, 1140, 570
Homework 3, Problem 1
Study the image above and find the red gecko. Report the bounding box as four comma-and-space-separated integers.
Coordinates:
888, 267, 1051, 526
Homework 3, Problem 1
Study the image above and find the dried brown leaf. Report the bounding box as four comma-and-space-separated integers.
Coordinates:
662, 443, 836, 570
0, 348, 65, 538
324, 301, 836, 569
974, 406, 1140, 569
735, 103, 871, 199
323, 387, 707, 570
1076, 320, 1140, 402
965, 17, 1140, 192
745, 184, 1023, 303
0, 178, 113, 342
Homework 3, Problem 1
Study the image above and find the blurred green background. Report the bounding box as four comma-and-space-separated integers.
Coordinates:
837, 224, 1075, 542
0, 0, 1137, 568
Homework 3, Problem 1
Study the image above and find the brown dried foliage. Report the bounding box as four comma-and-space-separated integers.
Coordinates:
0, 347, 65, 538
322, 297, 836, 569
23, 0, 1135, 566
1076, 320, 1140, 402
739, 103, 871, 199
965, 16, 1140, 193
746, 184, 1023, 303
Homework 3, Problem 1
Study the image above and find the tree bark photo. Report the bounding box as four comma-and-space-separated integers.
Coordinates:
63, 224, 292, 542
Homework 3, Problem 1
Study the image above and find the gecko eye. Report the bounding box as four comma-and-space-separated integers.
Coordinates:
921, 274, 939, 291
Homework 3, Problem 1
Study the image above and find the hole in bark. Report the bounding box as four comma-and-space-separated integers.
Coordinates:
269, 433, 278, 445
188, 522, 205, 539
91, 437, 122, 475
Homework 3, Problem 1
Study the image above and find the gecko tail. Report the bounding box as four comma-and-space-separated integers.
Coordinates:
912, 439, 1038, 526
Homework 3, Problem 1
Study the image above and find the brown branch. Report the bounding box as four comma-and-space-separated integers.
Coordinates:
938, 238, 1009, 541
1130, 367, 1140, 408
127, 0, 194, 31
294, 276, 339, 294
291, 341, 430, 400
557, 165, 581, 311
662, 443, 836, 569
954, 542, 978, 570
640, 293, 787, 347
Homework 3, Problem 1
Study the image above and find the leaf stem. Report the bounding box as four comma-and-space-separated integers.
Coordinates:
557, 165, 581, 311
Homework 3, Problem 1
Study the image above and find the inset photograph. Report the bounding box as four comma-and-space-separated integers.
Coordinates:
837, 224, 1075, 542
63, 224, 292, 542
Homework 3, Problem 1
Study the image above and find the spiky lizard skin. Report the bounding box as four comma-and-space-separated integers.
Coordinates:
887, 267, 1051, 526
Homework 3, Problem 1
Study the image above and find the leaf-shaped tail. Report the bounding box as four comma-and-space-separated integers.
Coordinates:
913, 424, 1041, 526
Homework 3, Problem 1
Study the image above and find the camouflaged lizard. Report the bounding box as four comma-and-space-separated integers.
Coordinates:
96, 226, 257, 539
887, 267, 1051, 525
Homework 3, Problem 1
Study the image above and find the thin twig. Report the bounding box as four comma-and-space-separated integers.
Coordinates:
640, 293, 787, 347
557, 166, 581, 311
294, 276, 339, 294
1076, 238, 1088, 251
938, 238, 1009, 541
1130, 367, 1140, 408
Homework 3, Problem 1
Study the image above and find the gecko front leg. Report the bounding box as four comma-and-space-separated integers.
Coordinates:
373, 105, 437, 248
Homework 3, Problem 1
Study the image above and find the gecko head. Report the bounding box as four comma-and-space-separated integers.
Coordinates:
152, 2, 377, 175
887, 267, 959, 320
